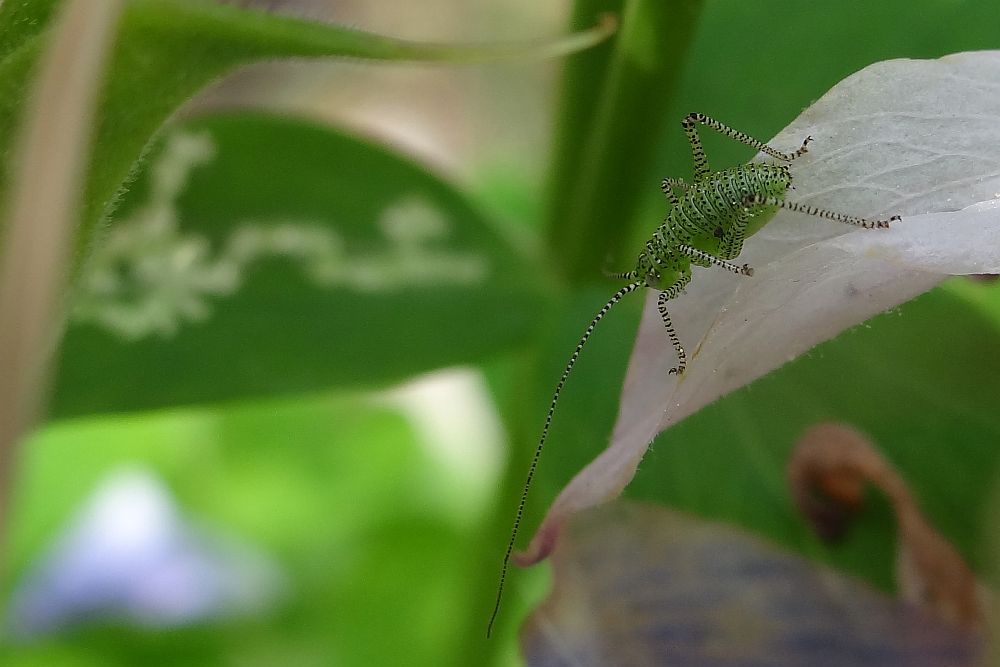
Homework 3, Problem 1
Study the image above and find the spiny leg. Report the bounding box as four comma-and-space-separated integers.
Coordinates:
678, 243, 754, 276
683, 111, 812, 179
743, 194, 899, 229
488, 280, 645, 638
657, 288, 688, 375
602, 267, 638, 281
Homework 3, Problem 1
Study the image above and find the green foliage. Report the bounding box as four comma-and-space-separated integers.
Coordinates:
0, 0, 611, 264
627, 285, 1000, 590
2, 0, 999, 665
5, 395, 484, 666
50, 113, 545, 416
546, 0, 704, 279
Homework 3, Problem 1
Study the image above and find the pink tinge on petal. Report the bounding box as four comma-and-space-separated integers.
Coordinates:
513, 522, 560, 566
514, 328, 672, 567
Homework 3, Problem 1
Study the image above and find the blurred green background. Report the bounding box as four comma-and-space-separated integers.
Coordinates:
1, 0, 999, 665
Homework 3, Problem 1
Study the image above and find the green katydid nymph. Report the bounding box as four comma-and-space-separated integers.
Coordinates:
486, 112, 899, 637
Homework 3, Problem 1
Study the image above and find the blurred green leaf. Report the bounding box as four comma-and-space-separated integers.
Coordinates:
5, 391, 485, 666
520, 283, 1000, 646
642, 0, 1000, 247
622, 283, 1000, 590
0, 0, 64, 60
0, 0, 613, 267
48, 112, 546, 418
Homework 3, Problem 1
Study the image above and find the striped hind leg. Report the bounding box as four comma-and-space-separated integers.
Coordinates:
683, 112, 812, 179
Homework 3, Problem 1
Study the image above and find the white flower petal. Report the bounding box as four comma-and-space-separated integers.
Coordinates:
518, 50, 1000, 565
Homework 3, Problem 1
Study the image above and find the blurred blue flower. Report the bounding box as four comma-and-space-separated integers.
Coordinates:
7, 466, 285, 638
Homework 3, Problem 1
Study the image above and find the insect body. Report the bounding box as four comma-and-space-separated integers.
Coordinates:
486, 113, 898, 637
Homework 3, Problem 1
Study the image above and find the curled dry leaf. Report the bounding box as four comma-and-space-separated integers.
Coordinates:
518, 50, 1000, 566
789, 422, 986, 629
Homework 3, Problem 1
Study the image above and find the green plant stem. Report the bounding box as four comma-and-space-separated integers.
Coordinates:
0, 0, 122, 569
545, 0, 705, 282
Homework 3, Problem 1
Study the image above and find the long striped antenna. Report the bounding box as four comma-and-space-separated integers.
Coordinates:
487, 280, 644, 638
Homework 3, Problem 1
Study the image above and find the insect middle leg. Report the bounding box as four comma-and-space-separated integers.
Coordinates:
743, 195, 899, 229
657, 274, 691, 375
682, 112, 812, 180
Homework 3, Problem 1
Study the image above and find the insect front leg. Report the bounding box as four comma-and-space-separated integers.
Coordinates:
603, 267, 638, 280
602, 251, 646, 281
678, 244, 754, 276
683, 112, 812, 180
